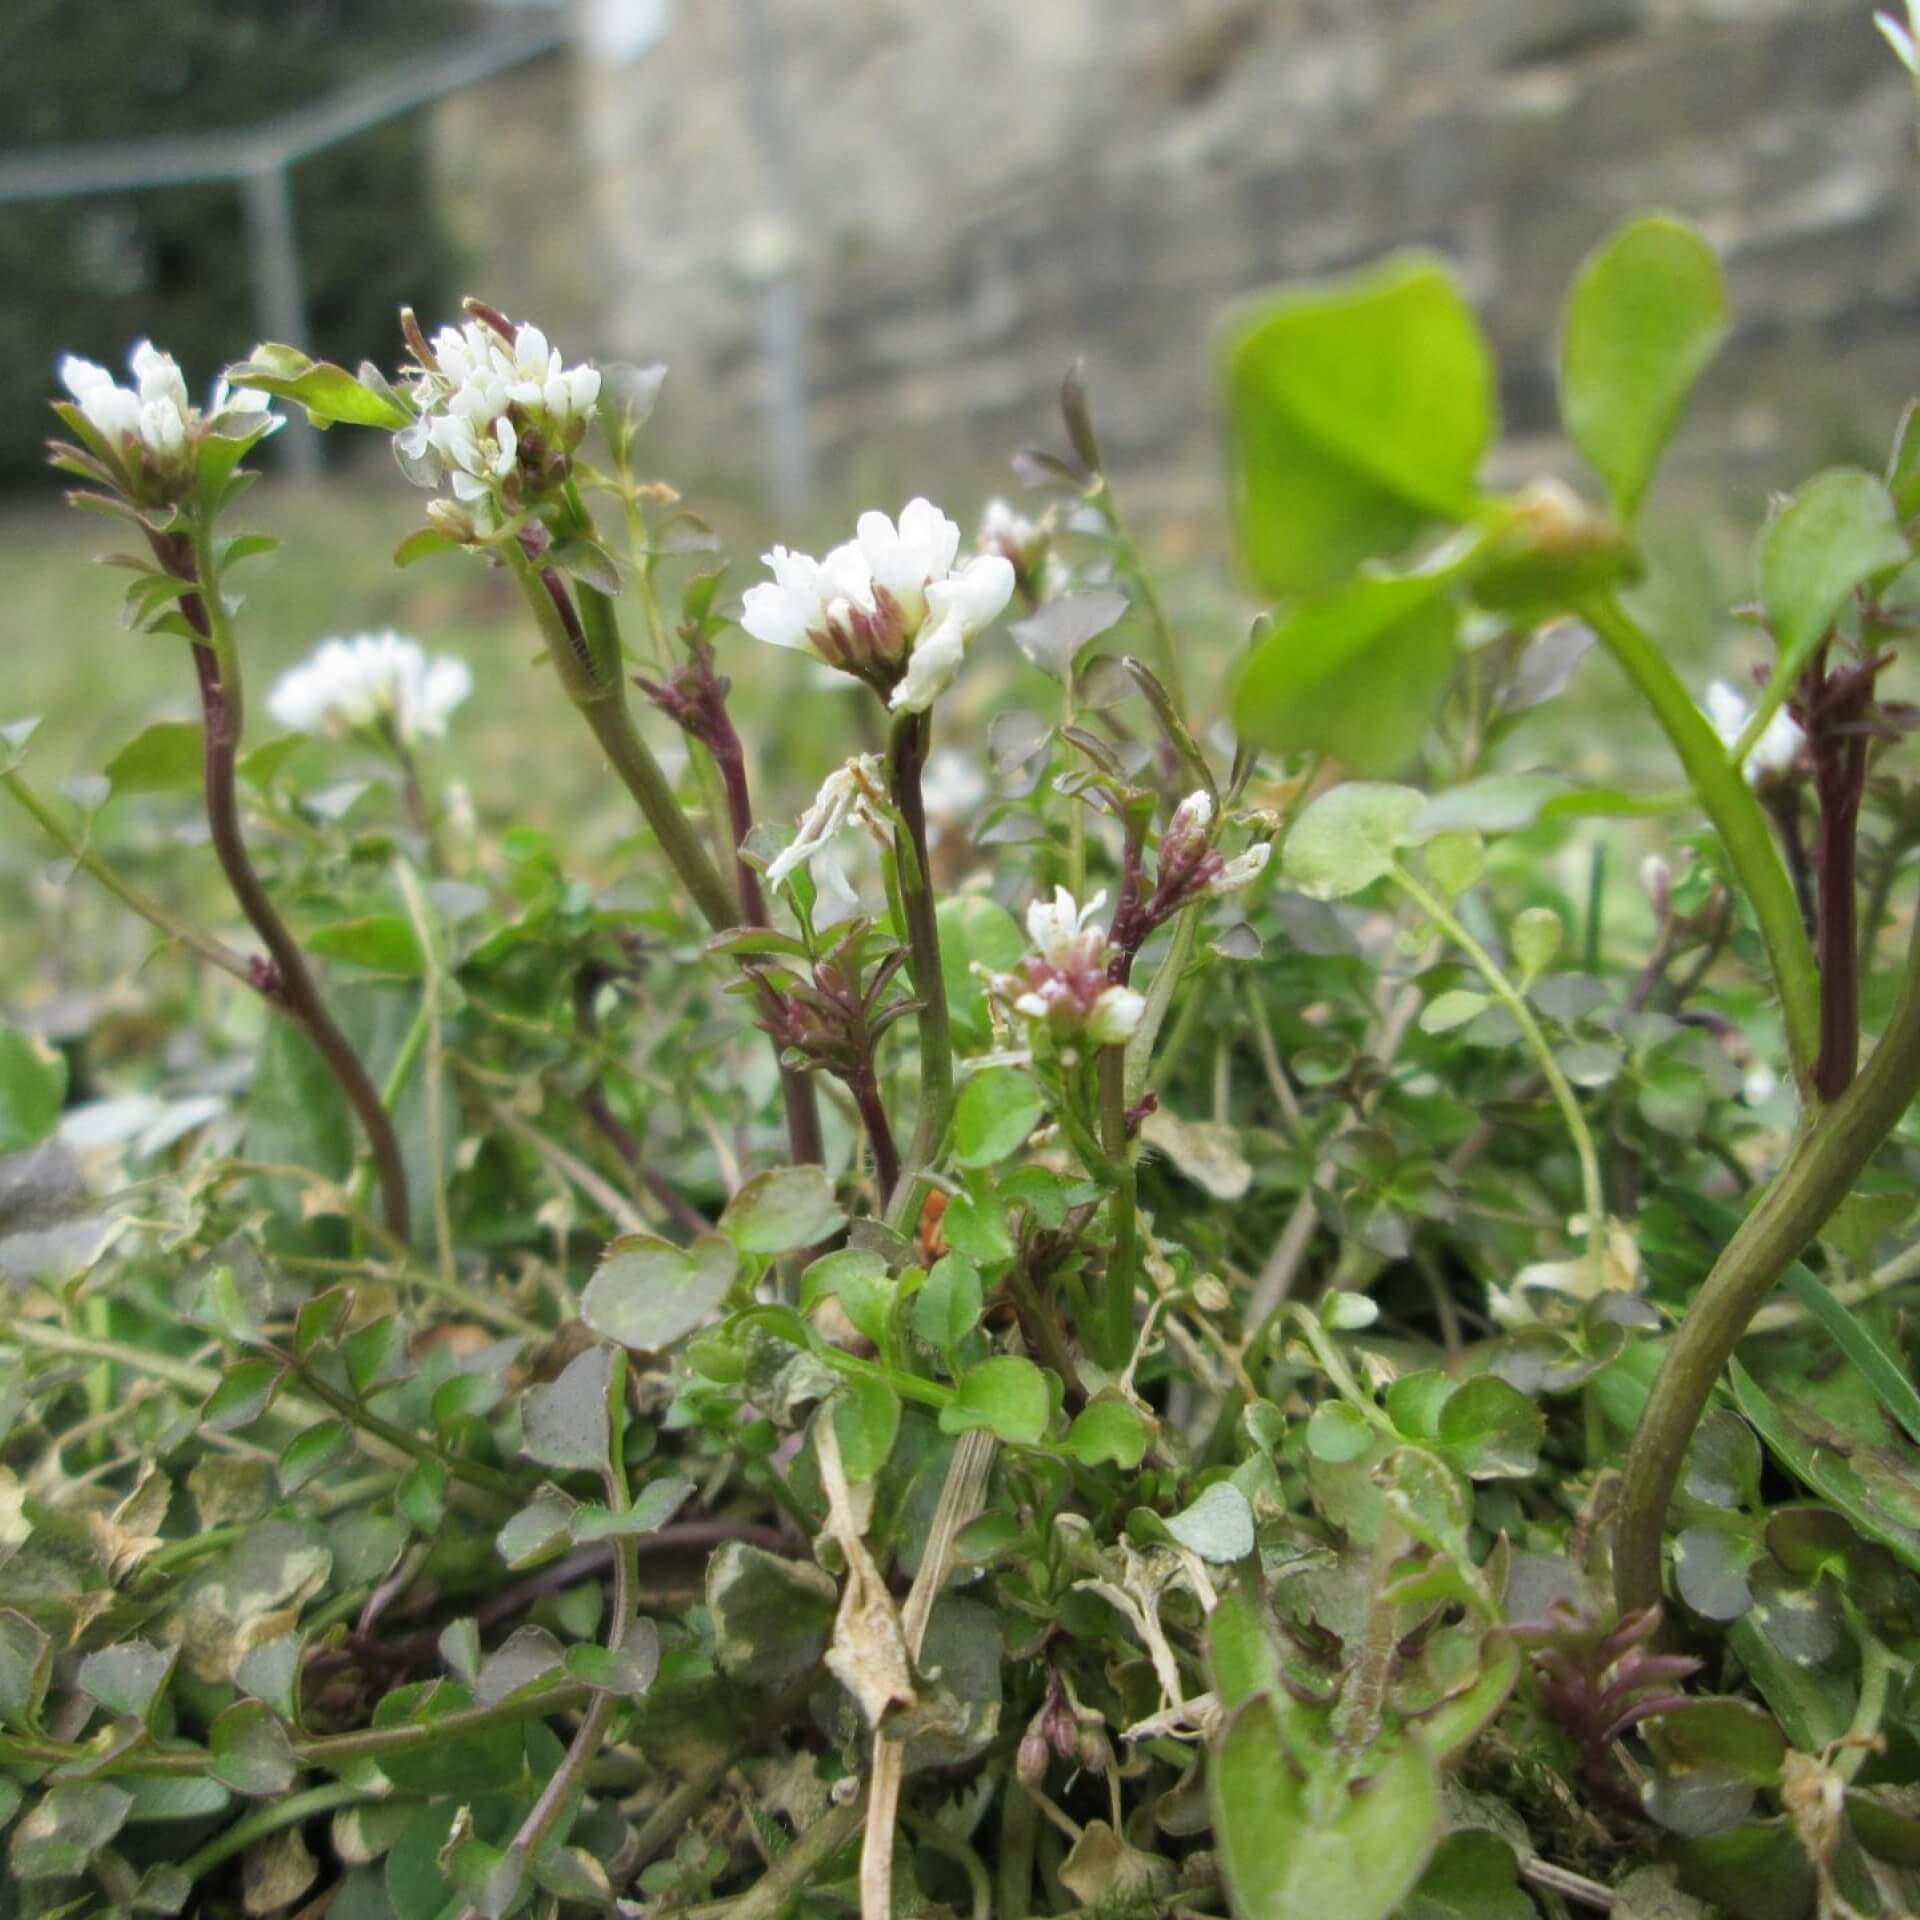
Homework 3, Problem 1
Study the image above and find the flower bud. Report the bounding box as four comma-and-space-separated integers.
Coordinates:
1639, 853, 1672, 919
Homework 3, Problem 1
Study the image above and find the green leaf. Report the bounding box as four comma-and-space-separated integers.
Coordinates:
1064, 1396, 1150, 1469
1207, 1588, 1282, 1711
104, 720, 202, 797
10, 1781, 132, 1882
1307, 1401, 1376, 1464
227, 343, 413, 430
939, 892, 1027, 1050
1419, 990, 1490, 1036
396, 1459, 446, 1534
1231, 547, 1471, 776
939, 1354, 1050, 1445
278, 1418, 353, 1494
801, 1247, 895, 1348
1165, 1481, 1255, 1562
1779, 1264, 1920, 1448
1211, 1700, 1440, 1920
1510, 906, 1563, 986
78, 1641, 177, 1722
1435, 1375, 1545, 1479
1757, 468, 1910, 687
1404, 1831, 1535, 1920
341, 1314, 412, 1396
1560, 214, 1728, 520
522, 1344, 616, 1473
831, 1376, 902, 1481
707, 1541, 838, 1689
952, 1068, 1046, 1168
0, 1025, 67, 1152
209, 1699, 298, 1795
564, 1618, 660, 1697
721, 1165, 846, 1254
0, 1610, 53, 1726
203, 1357, 284, 1432
1281, 783, 1425, 900
568, 1474, 696, 1542
582, 1232, 738, 1351
1224, 255, 1497, 594
910, 1251, 983, 1353
305, 913, 425, 977
496, 1488, 577, 1571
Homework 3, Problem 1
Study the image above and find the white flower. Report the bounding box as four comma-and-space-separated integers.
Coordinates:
1704, 679, 1804, 782
58, 342, 191, 462
765, 755, 887, 890
1743, 1062, 1780, 1107
395, 311, 600, 523
1208, 841, 1271, 896
266, 632, 473, 745
921, 749, 987, 843
1879, 4, 1920, 73
1169, 790, 1213, 839
1027, 887, 1108, 966
1087, 985, 1146, 1044
980, 497, 1042, 550
740, 498, 1014, 712
209, 374, 273, 418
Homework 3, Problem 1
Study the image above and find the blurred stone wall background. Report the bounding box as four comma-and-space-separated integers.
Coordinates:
432, 0, 1917, 518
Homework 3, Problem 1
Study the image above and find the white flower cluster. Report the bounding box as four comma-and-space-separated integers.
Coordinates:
1703, 680, 1803, 783
395, 316, 602, 527
58, 341, 271, 470
766, 755, 889, 890
742, 498, 1015, 713
993, 888, 1146, 1047
266, 632, 474, 746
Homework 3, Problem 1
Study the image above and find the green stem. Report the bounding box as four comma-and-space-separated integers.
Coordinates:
395, 862, 457, 1289
887, 710, 954, 1202
287, 1354, 524, 1507
0, 767, 257, 987
180, 1780, 378, 1883
501, 538, 736, 933
1095, 1046, 1139, 1370
463, 1384, 641, 1918
1092, 478, 1188, 720
1391, 866, 1606, 1264
1614, 915, 1920, 1617
1582, 592, 1821, 1090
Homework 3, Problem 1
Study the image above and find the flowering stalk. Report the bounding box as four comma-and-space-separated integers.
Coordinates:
886, 710, 953, 1200
500, 532, 737, 934
1094, 1045, 1140, 1369
635, 637, 826, 1169
167, 526, 413, 1242
1614, 907, 1920, 1617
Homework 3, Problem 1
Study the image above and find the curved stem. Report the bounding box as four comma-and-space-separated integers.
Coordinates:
180, 1781, 377, 1884
1582, 592, 1821, 1092
502, 539, 736, 933
175, 526, 411, 1240
1614, 915, 1920, 1617
1392, 866, 1605, 1261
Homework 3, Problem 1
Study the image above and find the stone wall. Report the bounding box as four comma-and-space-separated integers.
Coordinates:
438, 0, 1920, 520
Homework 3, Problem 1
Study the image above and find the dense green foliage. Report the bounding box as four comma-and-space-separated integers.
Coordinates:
9, 169, 1920, 1920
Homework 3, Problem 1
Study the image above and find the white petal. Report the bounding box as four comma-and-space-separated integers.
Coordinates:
926, 553, 1015, 634
888, 609, 966, 712
1702, 680, 1750, 748
58, 355, 113, 402
1088, 985, 1146, 1044
741, 581, 822, 653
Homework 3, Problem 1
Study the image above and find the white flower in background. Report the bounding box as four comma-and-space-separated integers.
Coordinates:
395, 311, 601, 525
765, 755, 887, 890
921, 748, 988, 845
741, 498, 1015, 712
1704, 679, 1804, 782
57, 343, 279, 486
987, 886, 1143, 1046
1743, 1061, 1781, 1107
1879, 3, 1920, 74
267, 632, 474, 745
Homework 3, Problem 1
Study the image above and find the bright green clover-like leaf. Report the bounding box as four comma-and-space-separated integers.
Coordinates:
1166, 1482, 1255, 1562
208, 1699, 297, 1796
1211, 1698, 1441, 1920
1231, 534, 1482, 777
1756, 467, 1910, 692
1223, 255, 1497, 595
1064, 1396, 1151, 1470
939, 1354, 1050, 1446
911, 1251, 984, 1354
0, 1024, 67, 1153
1281, 782, 1426, 900
1560, 214, 1728, 521
952, 1067, 1046, 1168
830, 1374, 902, 1482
